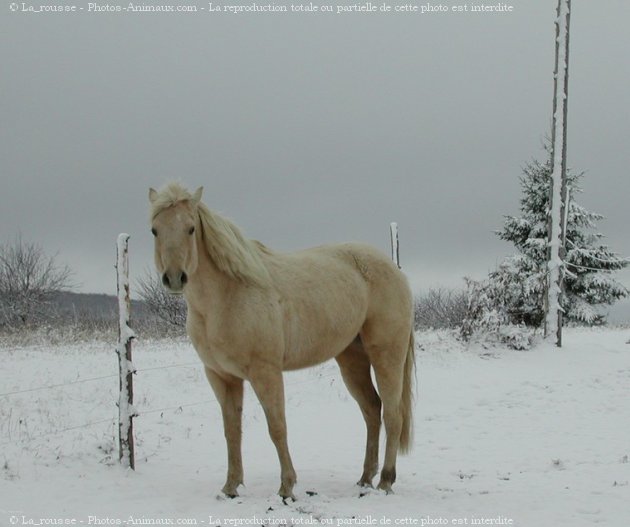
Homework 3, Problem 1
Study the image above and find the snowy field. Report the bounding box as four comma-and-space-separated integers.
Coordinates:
1, 328, 629, 527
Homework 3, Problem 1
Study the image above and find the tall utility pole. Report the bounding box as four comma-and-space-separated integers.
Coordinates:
545, 0, 572, 346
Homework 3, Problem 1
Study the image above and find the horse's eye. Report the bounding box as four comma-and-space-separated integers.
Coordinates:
151, 228, 157, 237
189, 226, 195, 235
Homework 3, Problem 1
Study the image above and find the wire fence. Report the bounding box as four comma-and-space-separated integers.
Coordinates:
0, 359, 205, 447
0, 361, 200, 398
0, 355, 340, 448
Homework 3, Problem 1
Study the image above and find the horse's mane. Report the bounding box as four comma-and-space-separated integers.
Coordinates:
197, 202, 272, 287
151, 182, 272, 288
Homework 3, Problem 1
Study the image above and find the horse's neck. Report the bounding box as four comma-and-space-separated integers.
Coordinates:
184, 234, 234, 315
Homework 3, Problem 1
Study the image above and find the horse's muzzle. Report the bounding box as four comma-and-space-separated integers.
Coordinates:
162, 271, 187, 293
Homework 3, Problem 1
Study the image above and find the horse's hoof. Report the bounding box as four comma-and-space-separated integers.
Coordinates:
222, 486, 240, 498
281, 494, 297, 504
222, 479, 243, 498
279, 477, 297, 503
358, 483, 377, 498
377, 467, 396, 494
377, 481, 394, 495
357, 479, 374, 488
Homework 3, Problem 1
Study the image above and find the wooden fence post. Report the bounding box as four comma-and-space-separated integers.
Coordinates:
390, 222, 400, 269
116, 233, 136, 470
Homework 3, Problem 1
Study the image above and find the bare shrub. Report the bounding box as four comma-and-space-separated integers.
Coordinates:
0, 235, 74, 327
136, 269, 187, 329
414, 287, 468, 330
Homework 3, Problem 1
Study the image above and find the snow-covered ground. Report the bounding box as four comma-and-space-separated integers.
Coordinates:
1, 328, 629, 526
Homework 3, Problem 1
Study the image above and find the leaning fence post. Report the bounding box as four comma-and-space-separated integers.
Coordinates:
390, 222, 400, 269
116, 233, 136, 470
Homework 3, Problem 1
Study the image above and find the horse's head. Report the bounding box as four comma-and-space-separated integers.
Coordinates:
148, 185, 203, 294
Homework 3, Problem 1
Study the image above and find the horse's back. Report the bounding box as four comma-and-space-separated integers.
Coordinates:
272, 241, 407, 300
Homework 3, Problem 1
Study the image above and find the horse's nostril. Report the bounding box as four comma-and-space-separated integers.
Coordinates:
162, 274, 170, 287
180, 272, 188, 285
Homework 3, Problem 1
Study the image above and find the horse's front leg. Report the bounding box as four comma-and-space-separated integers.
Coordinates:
249, 367, 297, 500
204, 367, 244, 497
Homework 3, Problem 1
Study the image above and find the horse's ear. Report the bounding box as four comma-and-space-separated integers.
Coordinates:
149, 188, 158, 203
192, 186, 203, 204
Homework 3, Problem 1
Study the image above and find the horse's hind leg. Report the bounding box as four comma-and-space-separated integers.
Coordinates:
335, 338, 382, 487
361, 331, 409, 494
204, 368, 244, 497
371, 357, 405, 494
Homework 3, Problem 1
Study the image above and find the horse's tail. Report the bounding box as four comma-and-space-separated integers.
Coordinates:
399, 329, 415, 455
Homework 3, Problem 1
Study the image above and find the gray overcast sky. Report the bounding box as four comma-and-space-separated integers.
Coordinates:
1, 2, 629, 312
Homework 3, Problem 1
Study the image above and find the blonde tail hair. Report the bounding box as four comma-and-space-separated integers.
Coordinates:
399, 330, 415, 454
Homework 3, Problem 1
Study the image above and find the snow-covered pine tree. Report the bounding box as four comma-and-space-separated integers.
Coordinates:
497, 152, 628, 325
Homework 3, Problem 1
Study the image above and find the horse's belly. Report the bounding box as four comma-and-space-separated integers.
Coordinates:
282, 331, 358, 371
281, 286, 368, 371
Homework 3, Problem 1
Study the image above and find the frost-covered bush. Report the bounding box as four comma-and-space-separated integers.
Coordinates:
460, 277, 538, 350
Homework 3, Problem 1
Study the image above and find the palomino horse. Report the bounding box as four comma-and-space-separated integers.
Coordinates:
149, 183, 415, 499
